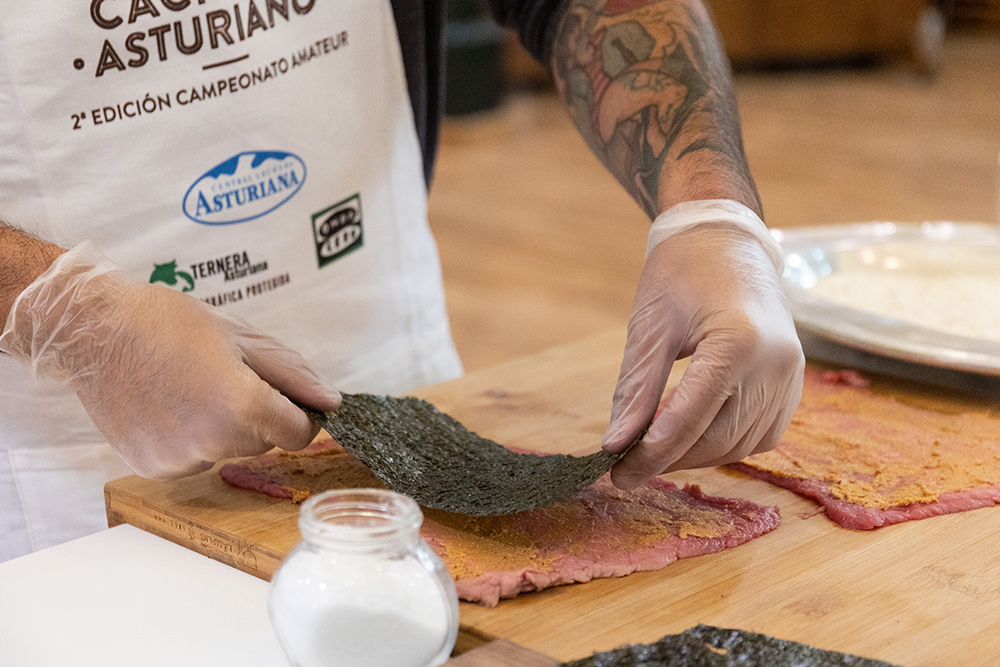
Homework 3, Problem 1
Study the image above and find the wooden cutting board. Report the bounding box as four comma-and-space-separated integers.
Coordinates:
442, 639, 557, 666
105, 330, 1000, 667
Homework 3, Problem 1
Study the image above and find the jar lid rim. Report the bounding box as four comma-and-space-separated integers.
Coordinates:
298, 488, 423, 547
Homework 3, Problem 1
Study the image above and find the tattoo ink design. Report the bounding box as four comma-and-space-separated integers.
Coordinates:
553, 0, 759, 218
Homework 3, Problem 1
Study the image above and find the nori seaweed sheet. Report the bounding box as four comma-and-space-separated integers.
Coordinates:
306, 393, 624, 515
558, 625, 902, 667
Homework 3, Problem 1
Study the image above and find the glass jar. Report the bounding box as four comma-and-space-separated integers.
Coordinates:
269, 488, 459, 667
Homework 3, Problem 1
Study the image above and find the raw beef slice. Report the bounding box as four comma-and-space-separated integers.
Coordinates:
731, 368, 1000, 530
221, 440, 780, 607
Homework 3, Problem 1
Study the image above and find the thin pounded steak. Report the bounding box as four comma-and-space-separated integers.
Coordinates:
220, 440, 780, 607
731, 368, 1000, 530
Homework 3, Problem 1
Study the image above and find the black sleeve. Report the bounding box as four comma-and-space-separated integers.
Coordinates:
483, 0, 570, 64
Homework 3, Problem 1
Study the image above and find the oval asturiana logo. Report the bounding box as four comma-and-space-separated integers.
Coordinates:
183, 150, 307, 225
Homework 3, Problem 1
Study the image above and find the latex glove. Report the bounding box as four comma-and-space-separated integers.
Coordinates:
602, 200, 804, 489
0, 243, 341, 479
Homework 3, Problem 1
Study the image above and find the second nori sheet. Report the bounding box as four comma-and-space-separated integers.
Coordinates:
558, 625, 902, 667
308, 393, 623, 515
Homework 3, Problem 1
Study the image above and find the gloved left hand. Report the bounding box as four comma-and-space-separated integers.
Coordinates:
602, 200, 805, 490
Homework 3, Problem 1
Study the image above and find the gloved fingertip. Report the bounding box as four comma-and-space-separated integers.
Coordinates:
281, 422, 320, 452
306, 421, 323, 445
601, 434, 628, 455
145, 459, 213, 481
296, 376, 340, 412
601, 420, 634, 453
609, 467, 645, 491
600, 438, 620, 454
316, 385, 342, 411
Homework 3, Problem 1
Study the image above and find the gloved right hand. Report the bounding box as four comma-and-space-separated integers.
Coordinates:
601, 200, 804, 489
0, 243, 341, 479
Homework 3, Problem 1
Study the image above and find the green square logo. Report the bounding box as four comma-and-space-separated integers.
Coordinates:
312, 193, 363, 268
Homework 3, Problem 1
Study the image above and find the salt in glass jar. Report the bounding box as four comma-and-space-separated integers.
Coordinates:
269, 488, 459, 667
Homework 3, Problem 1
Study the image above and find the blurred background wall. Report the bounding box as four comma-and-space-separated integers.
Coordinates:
433, 1, 1000, 372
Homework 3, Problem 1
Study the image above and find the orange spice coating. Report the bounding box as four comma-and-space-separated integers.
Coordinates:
741, 369, 1000, 509
226, 440, 754, 581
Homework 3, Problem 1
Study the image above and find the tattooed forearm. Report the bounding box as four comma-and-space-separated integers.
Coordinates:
551, 0, 762, 219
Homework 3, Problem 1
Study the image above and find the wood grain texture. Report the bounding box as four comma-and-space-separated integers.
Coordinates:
443, 639, 558, 666
106, 331, 1000, 667
704, 0, 926, 64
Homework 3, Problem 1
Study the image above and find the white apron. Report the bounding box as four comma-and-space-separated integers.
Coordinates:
0, 0, 462, 561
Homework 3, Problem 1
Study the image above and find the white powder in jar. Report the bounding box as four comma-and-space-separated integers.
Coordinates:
270, 550, 452, 667
278, 606, 447, 667
809, 270, 1000, 342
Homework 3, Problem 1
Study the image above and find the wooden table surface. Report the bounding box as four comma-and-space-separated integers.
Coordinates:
105, 330, 1000, 667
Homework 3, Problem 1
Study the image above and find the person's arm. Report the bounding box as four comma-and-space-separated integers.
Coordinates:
0, 222, 340, 479
0, 222, 65, 324
550, 0, 759, 218
547, 0, 805, 487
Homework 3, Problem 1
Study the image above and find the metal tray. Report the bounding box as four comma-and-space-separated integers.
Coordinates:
773, 221, 1000, 377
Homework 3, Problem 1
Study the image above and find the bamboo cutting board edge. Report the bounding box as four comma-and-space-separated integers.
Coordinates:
443, 639, 559, 666
105, 473, 291, 581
